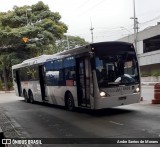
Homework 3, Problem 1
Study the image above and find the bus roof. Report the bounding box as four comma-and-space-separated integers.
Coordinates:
12, 41, 133, 69
12, 55, 54, 69
55, 41, 133, 56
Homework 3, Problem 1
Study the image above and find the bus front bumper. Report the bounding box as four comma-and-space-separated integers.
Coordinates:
94, 93, 141, 109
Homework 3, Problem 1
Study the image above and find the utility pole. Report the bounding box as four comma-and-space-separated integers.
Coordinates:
66, 35, 70, 50
90, 19, 94, 43
131, 0, 139, 53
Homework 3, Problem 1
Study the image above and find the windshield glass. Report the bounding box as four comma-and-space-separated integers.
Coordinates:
95, 52, 139, 88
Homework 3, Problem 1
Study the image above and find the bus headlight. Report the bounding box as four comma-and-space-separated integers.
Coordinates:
136, 87, 140, 92
100, 91, 106, 97
133, 85, 140, 93
100, 91, 110, 97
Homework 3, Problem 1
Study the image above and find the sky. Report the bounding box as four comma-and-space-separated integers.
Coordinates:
0, 0, 160, 43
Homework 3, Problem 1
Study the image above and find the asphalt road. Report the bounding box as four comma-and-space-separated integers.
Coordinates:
0, 86, 160, 147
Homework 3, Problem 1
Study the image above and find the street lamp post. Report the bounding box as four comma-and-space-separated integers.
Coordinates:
130, 0, 138, 53
26, 8, 32, 25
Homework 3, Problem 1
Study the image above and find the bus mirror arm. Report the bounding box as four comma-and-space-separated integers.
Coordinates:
89, 52, 95, 58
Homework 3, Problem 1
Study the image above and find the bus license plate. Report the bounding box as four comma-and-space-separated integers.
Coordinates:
119, 96, 126, 100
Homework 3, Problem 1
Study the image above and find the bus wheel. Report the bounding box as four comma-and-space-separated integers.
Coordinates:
23, 90, 29, 103
66, 93, 75, 111
29, 90, 34, 104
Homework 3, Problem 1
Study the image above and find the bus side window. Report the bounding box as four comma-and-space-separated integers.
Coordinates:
64, 57, 76, 81
53, 59, 65, 86
65, 70, 70, 79
70, 71, 76, 79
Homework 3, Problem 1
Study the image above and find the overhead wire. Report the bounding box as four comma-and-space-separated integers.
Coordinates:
139, 15, 160, 26
78, 0, 105, 16
75, 0, 90, 10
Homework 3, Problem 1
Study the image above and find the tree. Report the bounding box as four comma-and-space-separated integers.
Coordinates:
0, 1, 68, 55
0, 52, 21, 90
0, 1, 68, 90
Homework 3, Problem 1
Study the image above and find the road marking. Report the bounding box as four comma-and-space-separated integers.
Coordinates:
109, 121, 124, 126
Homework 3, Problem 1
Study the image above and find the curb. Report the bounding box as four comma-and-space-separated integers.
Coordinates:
141, 82, 158, 86
0, 91, 15, 94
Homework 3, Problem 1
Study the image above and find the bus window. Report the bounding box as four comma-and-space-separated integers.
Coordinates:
45, 60, 64, 86
95, 52, 139, 87
64, 57, 76, 86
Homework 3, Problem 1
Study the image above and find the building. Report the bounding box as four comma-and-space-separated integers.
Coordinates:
118, 23, 160, 78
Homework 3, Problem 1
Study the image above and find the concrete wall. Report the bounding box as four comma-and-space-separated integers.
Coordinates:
137, 41, 143, 54
138, 50, 160, 66
118, 24, 160, 67
118, 24, 160, 43
140, 63, 160, 75
141, 76, 160, 82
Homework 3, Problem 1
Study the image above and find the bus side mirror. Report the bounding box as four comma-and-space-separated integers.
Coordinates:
44, 66, 46, 72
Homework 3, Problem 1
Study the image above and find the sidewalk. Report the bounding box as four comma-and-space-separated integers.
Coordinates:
0, 106, 31, 147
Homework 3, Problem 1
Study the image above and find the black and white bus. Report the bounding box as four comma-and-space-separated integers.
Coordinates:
12, 42, 141, 111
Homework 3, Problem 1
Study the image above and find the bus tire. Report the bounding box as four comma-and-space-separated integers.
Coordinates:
28, 90, 34, 104
23, 90, 30, 103
66, 93, 75, 111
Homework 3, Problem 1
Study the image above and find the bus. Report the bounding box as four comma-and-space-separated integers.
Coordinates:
12, 42, 141, 111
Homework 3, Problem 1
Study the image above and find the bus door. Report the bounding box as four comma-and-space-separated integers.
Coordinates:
76, 57, 91, 107
15, 70, 22, 96
38, 65, 47, 101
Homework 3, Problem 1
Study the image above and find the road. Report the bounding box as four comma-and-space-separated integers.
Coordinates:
0, 86, 160, 146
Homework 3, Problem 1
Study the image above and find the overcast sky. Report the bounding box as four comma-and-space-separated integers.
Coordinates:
0, 0, 160, 42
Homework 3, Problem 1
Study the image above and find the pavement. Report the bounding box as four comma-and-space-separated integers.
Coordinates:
0, 91, 31, 147
0, 107, 31, 147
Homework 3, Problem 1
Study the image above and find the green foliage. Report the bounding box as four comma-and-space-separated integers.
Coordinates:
141, 70, 160, 77
141, 72, 151, 77
151, 70, 160, 77
8, 81, 13, 90
0, 1, 68, 54
0, 80, 3, 90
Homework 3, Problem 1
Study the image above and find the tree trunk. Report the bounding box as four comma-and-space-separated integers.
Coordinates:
3, 65, 8, 90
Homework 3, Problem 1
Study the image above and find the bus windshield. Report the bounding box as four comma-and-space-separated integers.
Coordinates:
95, 51, 139, 88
